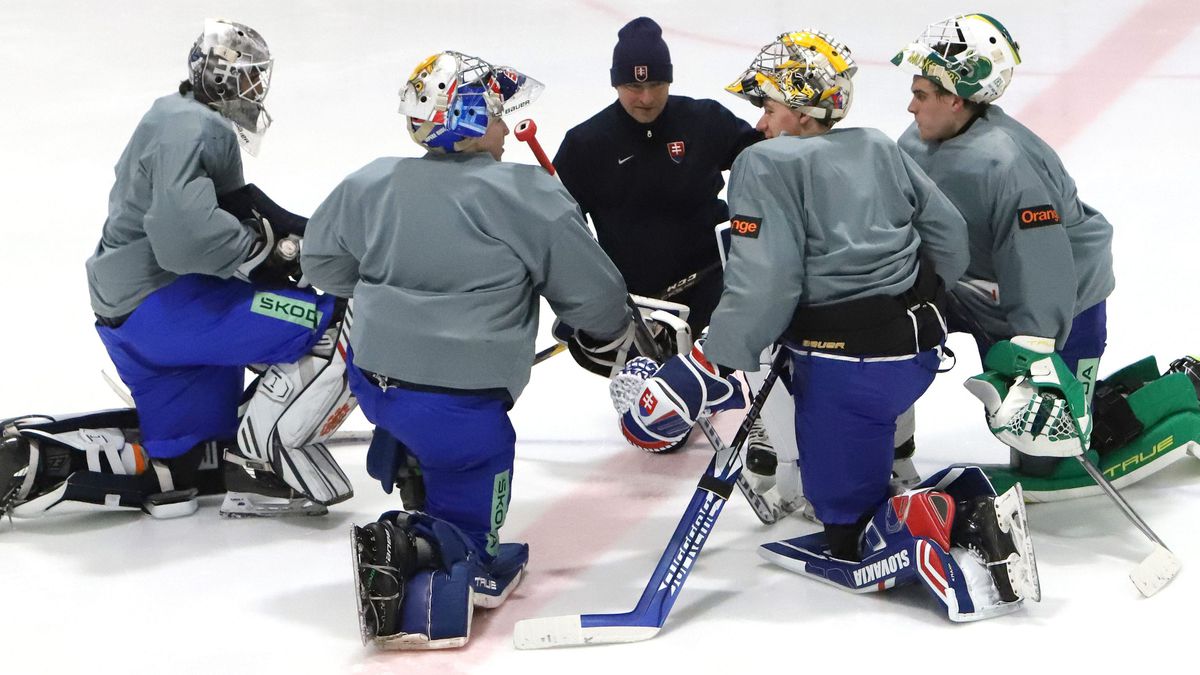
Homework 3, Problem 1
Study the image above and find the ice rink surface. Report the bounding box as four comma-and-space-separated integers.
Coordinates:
2, 1, 1199, 673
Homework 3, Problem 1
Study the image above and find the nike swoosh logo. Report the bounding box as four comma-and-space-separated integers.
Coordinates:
618, 155, 634, 165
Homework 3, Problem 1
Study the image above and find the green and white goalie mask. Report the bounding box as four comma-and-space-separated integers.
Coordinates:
892, 13, 1021, 103
965, 336, 1093, 458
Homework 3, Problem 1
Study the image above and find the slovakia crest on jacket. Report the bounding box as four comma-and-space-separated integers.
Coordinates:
667, 140, 686, 164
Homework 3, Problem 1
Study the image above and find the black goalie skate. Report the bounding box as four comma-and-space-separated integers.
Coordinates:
952, 484, 1041, 603
352, 518, 433, 643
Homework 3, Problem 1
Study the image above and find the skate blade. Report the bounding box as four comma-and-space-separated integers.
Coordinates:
994, 483, 1041, 602
351, 525, 374, 645
219, 492, 328, 518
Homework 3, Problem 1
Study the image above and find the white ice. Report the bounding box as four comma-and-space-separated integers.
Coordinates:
2, 1, 1198, 673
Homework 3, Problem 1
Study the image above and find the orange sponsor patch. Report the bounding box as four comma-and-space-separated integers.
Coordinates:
1017, 205, 1062, 229
730, 215, 762, 238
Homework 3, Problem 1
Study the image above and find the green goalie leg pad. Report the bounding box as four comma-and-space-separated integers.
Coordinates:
982, 367, 1200, 502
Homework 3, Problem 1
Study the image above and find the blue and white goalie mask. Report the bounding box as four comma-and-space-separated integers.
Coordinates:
398, 51, 544, 154
188, 18, 274, 155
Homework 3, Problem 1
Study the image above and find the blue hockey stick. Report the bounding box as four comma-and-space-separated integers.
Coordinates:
513, 347, 789, 648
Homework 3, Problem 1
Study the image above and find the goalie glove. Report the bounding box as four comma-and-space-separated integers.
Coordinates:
963, 336, 1093, 458
234, 212, 305, 287
618, 342, 745, 452
554, 300, 692, 378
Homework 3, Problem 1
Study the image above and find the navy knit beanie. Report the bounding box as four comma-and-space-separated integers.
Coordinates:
610, 17, 673, 86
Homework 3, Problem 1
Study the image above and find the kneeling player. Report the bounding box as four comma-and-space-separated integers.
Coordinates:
618, 31, 1038, 618
301, 51, 633, 649
2, 20, 356, 521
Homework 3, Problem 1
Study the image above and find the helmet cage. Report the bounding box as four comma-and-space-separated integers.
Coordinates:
399, 51, 543, 153
725, 31, 856, 122
188, 19, 273, 135
892, 13, 1020, 103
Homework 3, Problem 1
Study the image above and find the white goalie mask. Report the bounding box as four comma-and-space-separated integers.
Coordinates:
188, 18, 274, 155
892, 13, 1021, 103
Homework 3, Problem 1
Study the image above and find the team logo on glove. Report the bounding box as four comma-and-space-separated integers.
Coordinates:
639, 389, 658, 415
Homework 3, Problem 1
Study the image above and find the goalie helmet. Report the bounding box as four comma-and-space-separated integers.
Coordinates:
399, 51, 544, 154
725, 30, 856, 122
892, 13, 1021, 103
187, 19, 273, 142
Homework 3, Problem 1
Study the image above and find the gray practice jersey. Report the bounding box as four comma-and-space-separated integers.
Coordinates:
302, 152, 632, 402
899, 105, 1115, 347
704, 127, 968, 371
87, 92, 256, 318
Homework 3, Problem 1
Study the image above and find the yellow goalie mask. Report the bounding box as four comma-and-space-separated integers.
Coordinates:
726, 30, 856, 122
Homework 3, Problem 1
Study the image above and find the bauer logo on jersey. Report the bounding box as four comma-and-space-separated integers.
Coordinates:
667, 141, 686, 163
1017, 204, 1062, 229
730, 215, 762, 238
634, 65, 648, 82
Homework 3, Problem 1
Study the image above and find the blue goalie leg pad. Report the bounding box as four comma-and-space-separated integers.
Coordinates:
357, 510, 527, 650
392, 564, 476, 650
760, 528, 1022, 622
761, 466, 1033, 622
474, 542, 528, 608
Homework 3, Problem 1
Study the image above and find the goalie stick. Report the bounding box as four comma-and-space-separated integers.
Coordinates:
513, 347, 790, 648
1072, 454, 1181, 596
516, 119, 793, 526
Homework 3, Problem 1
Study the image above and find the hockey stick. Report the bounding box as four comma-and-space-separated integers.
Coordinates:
657, 261, 722, 302
1072, 454, 1181, 596
528, 266, 717, 366
513, 347, 790, 648
516, 120, 788, 525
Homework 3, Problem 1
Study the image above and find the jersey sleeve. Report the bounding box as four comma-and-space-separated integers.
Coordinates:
989, 157, 1077, 340
142, 130, 257, 277
532, 181, 632, 340
715, 103, 764, 170
900, 150, 969, 286
301, 179, 363, 298
703, 150, 806, 371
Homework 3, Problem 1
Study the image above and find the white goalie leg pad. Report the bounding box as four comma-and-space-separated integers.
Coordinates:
891, 406, 921, 492
740, 348, 812, 521
237, 311, 357, 505
743, 350, 803, 503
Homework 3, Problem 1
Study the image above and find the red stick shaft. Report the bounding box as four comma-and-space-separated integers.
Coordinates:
514, 119, 555, 175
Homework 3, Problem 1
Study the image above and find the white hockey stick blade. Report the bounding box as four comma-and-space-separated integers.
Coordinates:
327, 430, 373, 445
513, 615, 658, 649
1130, 544, 1181, 597
101, 369, 135, 406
